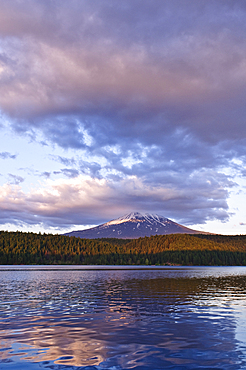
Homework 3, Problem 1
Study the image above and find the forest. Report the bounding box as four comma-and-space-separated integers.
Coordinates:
0, 230, 246, 265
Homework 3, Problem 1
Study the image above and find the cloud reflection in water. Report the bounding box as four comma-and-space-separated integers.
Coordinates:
0, 267, 245, 369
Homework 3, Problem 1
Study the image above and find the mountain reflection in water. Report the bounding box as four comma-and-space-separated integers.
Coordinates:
0, 266, 246, 369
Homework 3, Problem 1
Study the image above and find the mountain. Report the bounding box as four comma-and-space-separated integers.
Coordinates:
64, 212, 204, 239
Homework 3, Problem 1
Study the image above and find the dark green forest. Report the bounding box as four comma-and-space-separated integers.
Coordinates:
0, 230, 246, 265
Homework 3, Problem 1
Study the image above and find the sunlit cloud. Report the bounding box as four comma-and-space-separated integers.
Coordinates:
0, 170, 234, 228
0, 0, 245, 231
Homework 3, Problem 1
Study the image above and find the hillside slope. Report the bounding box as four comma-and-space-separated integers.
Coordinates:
0, 231, 246, 265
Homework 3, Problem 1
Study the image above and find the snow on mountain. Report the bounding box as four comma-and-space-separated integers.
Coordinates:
64, 212, 203, 239
104, 212, 169, 226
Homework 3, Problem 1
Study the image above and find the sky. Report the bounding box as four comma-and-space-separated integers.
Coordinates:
0, 0, 246, 235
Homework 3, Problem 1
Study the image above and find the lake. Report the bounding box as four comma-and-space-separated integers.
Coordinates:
0, 266, 246, 369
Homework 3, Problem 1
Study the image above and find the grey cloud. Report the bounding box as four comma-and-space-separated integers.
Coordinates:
79, 160, 102, 178
59, 168, 79, 178
8, 174, 24, 184
41, 171, 51, 178
40, 119, 89, 149
0, 152, 17, 159
50, 155, 76, 167
50, 155, 102, 178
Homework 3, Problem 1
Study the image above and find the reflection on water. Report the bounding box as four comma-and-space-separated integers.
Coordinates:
0, 266, 246, 369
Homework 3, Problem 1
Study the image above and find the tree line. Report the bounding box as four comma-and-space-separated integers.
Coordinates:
0, 230, 246, 265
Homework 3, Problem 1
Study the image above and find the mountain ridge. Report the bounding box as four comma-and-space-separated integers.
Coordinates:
64, 212, 206, 239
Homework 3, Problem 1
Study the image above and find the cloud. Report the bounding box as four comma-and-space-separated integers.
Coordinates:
1, 0, 246, 146
8, 174, 24, 185
50, 155, 76, 167
57, 168, 80, 179
41, 171, 51, 179
0, 1, 245, 228
0, 1, 244, 178
0, 152, 17, 159
0, 172, 234, 228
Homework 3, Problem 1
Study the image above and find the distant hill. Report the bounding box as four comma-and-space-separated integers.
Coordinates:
64, 212, 205, 239
0, 230, 246, 266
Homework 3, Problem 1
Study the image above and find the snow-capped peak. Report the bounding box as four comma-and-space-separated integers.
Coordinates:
65, 211, 202, 239
104, 212, 169, 227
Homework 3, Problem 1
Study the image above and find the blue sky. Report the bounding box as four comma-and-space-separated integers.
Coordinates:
0, 0, 246, 235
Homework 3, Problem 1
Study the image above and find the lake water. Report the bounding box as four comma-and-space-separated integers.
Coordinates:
0, 266, 246, 369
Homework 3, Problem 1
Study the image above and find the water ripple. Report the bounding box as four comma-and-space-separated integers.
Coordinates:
0, 267, 246, 369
